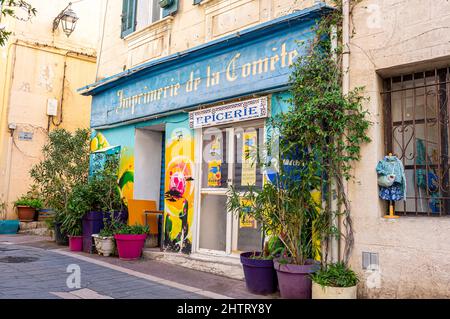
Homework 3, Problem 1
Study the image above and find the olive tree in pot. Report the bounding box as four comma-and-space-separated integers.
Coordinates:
30, 128, 90, 245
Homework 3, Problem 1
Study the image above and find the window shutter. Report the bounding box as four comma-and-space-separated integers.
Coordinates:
162, 0, 179, 17
121, 0, 137, 38
193, 0, 203, 4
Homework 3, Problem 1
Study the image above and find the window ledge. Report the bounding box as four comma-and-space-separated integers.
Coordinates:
123, 16, 174, 43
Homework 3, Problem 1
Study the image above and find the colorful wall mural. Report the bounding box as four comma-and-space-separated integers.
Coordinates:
90, 129, 135, 204
163, 121, 195, 254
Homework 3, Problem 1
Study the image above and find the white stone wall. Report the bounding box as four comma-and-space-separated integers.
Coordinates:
95, 0, 318, 79
348, 0, 450, 298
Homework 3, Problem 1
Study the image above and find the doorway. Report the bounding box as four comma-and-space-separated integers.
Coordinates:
134, 124, 165, 206
196, 121, 265, 256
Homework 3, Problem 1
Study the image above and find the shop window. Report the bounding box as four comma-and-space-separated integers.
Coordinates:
382, 68, 450, 216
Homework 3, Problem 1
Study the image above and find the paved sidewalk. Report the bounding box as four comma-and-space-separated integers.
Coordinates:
0, 234, 278, 299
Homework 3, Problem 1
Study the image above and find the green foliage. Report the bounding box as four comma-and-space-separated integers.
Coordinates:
114, 223, 149, 235
61, 154, 125, 237
14, 195, 43, 209
311, 262, 359, 288
0, 0, 36, 46
30, 128, 91, 222
229, 1, 371, 266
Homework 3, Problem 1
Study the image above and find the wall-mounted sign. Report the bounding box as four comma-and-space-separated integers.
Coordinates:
18, 131, 33, 141
189, 97, 268, 129
88, 13, 319, 128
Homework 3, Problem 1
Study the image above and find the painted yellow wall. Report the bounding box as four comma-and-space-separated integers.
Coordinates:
0, 0, 101, 219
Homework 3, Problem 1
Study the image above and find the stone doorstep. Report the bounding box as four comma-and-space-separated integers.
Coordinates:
142, 249, 244, 280
19, 221, 47, 230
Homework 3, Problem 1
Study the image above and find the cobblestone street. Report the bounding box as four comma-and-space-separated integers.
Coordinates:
0, 235, 269, 299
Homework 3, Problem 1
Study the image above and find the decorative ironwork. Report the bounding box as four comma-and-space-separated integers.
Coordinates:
382, 68, 450, 216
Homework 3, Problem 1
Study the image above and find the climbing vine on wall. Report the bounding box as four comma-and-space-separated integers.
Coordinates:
269, 0, 371, 265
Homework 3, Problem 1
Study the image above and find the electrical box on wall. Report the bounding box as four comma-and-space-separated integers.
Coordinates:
47, 98, 58, 116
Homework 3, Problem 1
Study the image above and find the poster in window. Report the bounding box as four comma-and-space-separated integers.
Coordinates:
207, 160, 222, 187
241, 131, 257, 186
239, 198, 257, 228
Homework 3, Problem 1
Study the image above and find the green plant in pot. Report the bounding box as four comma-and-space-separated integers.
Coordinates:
62, 182, 91, 252
228, 156, 322, 299
114, 223, 149, 260
311, 262, 359, 299
14, 194, 43, 222
228, 1, 371, 298
89, 152, 127, 256
30, 128, 90, 245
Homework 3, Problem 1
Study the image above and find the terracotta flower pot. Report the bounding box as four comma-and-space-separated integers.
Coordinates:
312, 282, 357, 299
17, 206, 36, 222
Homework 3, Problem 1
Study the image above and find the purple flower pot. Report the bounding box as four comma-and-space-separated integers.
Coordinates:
82, 211, 128, 253
68, 236, 83, 252
274, 258, 320, 299
240, 252, 278, 295
114, 234, 147, 260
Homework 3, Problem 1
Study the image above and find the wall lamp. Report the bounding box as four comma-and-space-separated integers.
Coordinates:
52, 2, 78, 37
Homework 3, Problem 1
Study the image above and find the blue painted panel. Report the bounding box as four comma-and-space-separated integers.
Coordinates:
90, 19, 317, 128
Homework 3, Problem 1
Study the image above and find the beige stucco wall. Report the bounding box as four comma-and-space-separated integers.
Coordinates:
0, 0, 100, 219
96, 0, 320, 80
348, 0, 450, 298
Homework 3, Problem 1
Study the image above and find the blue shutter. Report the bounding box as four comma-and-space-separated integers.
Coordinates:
121, 0, 137, 38
193, 0, 203, 4
162, 0, 179, 17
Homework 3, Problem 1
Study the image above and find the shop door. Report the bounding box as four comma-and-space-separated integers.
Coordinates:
197, 122, 264, 256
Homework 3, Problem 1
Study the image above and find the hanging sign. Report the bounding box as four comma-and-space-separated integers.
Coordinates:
189, 97, 268, 129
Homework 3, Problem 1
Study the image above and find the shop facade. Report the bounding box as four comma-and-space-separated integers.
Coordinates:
80, 6, 330, 260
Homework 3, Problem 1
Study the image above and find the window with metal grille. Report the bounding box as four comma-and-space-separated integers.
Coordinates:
382, 68, 450, 216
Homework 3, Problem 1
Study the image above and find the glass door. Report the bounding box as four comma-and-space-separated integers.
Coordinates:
197, 122, 264, 256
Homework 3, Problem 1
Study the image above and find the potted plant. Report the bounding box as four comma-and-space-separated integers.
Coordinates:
92, 215, 120, 257
61, 182, 91, 252
14, 195, 43, 222
30, 128, 90, 245
238, 236, 284, 295
84, 152, 127, 253
311, 262, 359, 299
114, 223, 149, 260
228, 161, 322, 299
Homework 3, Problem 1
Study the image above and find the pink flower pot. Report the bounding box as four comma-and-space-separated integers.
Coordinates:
114, 234, 147, 260
68, 236, 83, 251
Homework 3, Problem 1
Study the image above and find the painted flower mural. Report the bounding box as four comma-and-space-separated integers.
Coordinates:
164, 126, 195, 254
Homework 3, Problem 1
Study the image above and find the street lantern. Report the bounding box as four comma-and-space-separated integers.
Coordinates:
52, 3, 79, 37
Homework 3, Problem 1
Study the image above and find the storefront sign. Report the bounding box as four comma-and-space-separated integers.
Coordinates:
189, 97, 268, 129
88, 14, 319, 128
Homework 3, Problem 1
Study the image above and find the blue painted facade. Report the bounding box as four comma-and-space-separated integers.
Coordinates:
83, 4, 330, 254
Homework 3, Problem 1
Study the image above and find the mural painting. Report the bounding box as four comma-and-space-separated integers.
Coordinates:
90, 131, 135, 204
163, 124, 195, 254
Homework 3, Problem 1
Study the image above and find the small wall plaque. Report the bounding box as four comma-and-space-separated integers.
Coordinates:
18, 131, 33, 141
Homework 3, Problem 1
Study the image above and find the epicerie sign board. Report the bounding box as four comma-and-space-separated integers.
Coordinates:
189, 97, 268, 129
